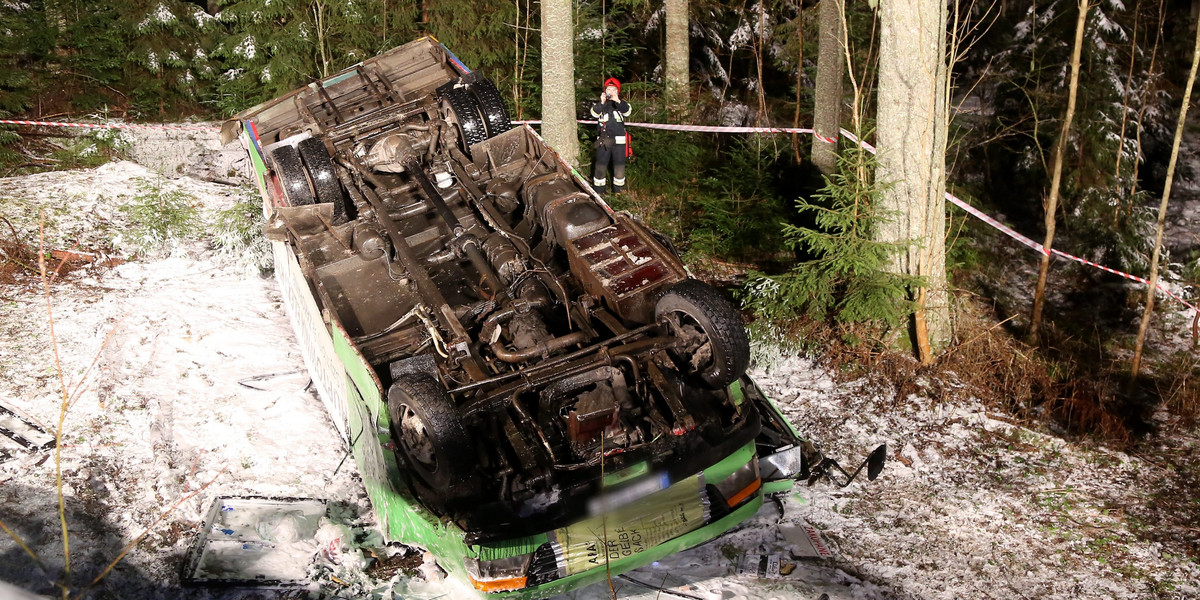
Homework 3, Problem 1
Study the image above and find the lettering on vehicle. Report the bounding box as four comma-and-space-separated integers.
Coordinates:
551, 474, 709, 575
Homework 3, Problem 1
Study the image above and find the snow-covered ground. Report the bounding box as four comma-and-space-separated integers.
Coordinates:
1, 139, 1199, 600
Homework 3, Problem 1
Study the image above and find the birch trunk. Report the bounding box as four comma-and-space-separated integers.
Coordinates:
1130, 11, 1200, 378
1029, 0, 1089, 340
540, 0, 579, 167
876, 0, 952, 359
665, 0, 689, 109
811, 0, 844, 174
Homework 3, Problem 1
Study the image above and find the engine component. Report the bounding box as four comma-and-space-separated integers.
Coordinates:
352, 226, 388, 259
482, 234, 525, 283
564, 381, 618, 444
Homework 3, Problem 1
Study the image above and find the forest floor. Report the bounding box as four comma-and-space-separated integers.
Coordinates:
0, 129, 1198, 599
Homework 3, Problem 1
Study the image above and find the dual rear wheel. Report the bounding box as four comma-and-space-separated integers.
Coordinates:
268, 138, 347, 220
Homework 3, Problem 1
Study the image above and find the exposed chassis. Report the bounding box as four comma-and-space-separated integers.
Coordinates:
224, 38, 873, 597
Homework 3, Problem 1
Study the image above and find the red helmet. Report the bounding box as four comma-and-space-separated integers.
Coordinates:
603, 77, 621, 93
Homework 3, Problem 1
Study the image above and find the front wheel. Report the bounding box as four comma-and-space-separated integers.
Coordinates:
386, 375, 477, 493
655, 279, 750, 389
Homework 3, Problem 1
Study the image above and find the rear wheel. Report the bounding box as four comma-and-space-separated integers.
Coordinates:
269, 145, 315, 206
469, 77, 512, 138
387, 375, 477, 493
655, 279, 750, 389
296, 137, 347, 221
440, 86, 488, 148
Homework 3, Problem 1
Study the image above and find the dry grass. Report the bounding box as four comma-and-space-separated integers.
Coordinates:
762, 292, 1175, 446
0, 215, 39, 286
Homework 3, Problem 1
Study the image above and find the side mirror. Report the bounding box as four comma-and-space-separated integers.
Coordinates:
809, 443, 887, 488
866, 444, 887, 481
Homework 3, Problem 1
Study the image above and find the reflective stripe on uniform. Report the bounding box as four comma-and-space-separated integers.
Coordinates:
615, 136, 626, 144
594, 177, 606, 186
613, 177, 626, 186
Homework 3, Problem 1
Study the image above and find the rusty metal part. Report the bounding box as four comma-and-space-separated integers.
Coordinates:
490, 331, 589, 364
564, 216, 686, 324
507, 390, 559, 463
342, 154, 484, 379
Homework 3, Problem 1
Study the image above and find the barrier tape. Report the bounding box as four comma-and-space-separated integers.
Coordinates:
836, 129, 1200, 316
9, 116, 1193, 315
520, 119, 1197, 316
0, 119, 219, 132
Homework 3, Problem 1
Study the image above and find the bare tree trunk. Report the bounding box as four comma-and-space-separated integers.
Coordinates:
1130, 11, 1200, 378
877, 0, 952, 361
541, 0, 579, 167
791, 10, 805, 164
312, 0, 329, 77
665, 0, 689, 110
1029, 0, 1089, 340
811, 0, 844, 174
754, 0, 767, 126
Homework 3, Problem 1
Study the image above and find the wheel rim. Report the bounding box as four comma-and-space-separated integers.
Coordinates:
397, 403, 438, 473
664, 311, 716, 377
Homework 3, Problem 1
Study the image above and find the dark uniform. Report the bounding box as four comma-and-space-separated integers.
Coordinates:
591, 81, 632, 193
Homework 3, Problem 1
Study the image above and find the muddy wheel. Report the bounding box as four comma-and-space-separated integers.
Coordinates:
655, 279, 750, 389
387, 375, 476, 492
296, 137, 346, 221
469, 77, 512, 139
268, 144, 316, 206
441, 86, 489, 148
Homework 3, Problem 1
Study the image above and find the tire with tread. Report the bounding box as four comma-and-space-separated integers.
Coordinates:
441, 86, 488, 148
387, 375, 477, 492
469, 77, 512, 138
655, 279, 750, 389
296, 137, 347, 221
269, 144, 316, 206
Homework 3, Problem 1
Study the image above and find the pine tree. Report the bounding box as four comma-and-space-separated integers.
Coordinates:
744, 145, 914, 327
0, 4, 32, 165
118, 1, 216, 116
990, 0, 1157, 273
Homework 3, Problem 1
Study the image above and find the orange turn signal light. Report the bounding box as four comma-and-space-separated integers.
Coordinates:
471, 576, 528, 592
726, 477, 762, 507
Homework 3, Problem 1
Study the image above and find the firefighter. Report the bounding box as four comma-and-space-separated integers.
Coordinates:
590, 77, 631, 193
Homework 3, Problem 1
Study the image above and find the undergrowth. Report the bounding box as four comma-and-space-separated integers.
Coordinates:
741, 145, 913, 331
210, 196, 271, 272
117, 178, 199, 254
1, 128, 132, 176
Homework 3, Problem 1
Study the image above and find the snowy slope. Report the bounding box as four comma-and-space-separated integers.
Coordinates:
0, 146, 1198, 600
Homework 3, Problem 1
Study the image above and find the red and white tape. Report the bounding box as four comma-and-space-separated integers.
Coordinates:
524, 119, 1196, 316
8, 116, 1193, 315
0, 119, 219, 132
836, 128, 1199, 315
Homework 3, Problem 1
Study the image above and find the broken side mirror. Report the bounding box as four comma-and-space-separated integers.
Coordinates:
805, 443, 887, 488
759, 442, 886, 488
